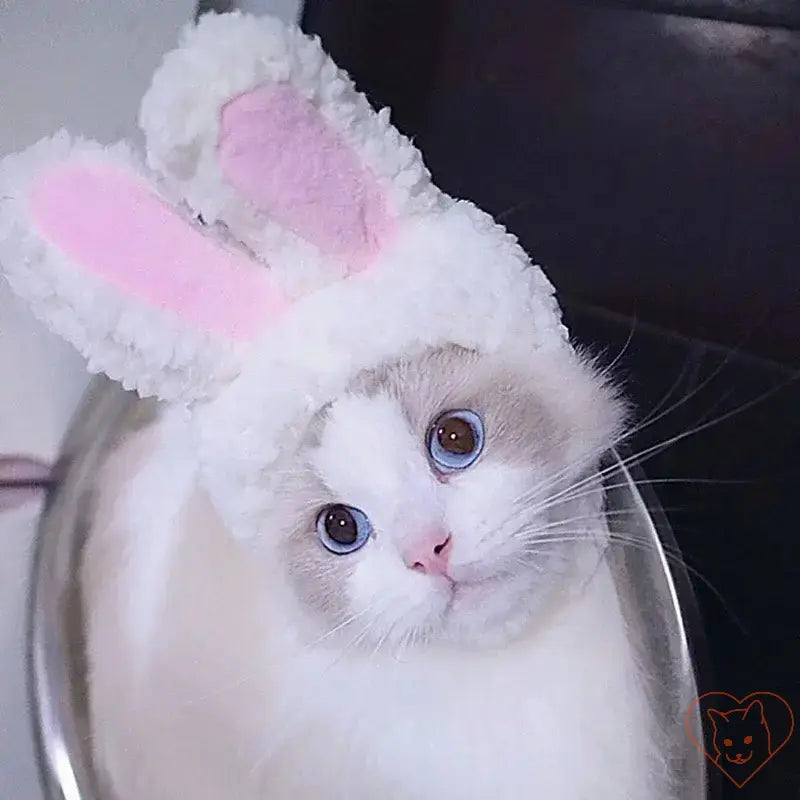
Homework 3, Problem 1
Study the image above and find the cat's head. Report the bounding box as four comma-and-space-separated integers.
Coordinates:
263, 344, 624, 649
0, 11, 606, 625
708, 702, 772, 766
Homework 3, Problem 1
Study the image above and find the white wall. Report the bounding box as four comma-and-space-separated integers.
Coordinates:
0, 2, 302, 797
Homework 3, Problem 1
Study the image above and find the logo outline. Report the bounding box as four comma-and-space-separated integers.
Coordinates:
685, 691, 794, 788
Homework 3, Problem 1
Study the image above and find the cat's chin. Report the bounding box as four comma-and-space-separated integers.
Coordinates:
436, 571, 547, 649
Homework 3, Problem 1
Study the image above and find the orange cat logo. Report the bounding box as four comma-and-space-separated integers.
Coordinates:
685, 692, 794, 788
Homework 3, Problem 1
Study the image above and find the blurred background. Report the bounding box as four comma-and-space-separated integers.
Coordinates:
1, 1, 798, 797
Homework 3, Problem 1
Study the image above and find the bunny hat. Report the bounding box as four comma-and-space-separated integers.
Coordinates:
0, 12, 572, 541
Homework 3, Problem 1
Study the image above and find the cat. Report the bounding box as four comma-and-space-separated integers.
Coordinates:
0, 13, 685, 797
81, 344, 675, 799
707, 700, 773, 783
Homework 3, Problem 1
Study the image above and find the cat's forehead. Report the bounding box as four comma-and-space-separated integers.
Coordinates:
350, 346, 549, 427
298, 346, 562, 467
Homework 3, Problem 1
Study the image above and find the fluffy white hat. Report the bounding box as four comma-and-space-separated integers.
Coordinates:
0, 12, 571, 539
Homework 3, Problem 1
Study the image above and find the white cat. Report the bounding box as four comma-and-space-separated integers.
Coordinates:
0, 12, 677, 798
82, 345, 670, 799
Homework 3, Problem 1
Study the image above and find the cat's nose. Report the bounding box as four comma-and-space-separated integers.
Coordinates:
404, 529, 452, 576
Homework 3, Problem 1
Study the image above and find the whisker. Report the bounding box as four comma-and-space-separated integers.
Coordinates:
519, 369, 799, 530
611, 306, 770, 447
477, 472, 712, 552
626, 346, 698, 435
516, 357, 798, 533
481, 340, 800, 560
510, 508, 691, 545
604, 534, 751, 637
597, 313, 639, 377
518, 528, 685, 563
521, 529, 749, 637
476, 456, 750, 559
306, 606, 374, 649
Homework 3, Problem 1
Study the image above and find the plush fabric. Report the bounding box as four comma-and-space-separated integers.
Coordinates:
0, 10, 570, 541
31, 161, 284, 339
0, 134, 241, 402
219, 84, 393, 271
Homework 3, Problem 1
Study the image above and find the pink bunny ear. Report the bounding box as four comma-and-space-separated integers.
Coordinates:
140, 12, 439, 297
0, 132, 286, 402
218, 83, 391, 273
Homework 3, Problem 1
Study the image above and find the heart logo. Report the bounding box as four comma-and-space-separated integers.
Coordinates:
685, 692, 794, 788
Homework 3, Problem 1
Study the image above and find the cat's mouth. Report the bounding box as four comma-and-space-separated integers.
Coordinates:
446, 578, 474, 603
725, 752, 752, 765
441, 576, 486, 613
444, 571, 513, 613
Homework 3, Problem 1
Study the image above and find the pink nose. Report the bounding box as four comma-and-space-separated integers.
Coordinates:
404, 530, 452, 576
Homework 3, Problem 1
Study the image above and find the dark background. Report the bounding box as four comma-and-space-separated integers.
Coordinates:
301, 2, 799, 797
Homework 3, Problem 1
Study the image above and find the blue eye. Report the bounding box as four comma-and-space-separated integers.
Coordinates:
316, 504, 373, 554
427, 409, 485, 471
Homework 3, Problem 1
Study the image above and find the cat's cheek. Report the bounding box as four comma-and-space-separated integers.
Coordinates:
443, 462, 540, 564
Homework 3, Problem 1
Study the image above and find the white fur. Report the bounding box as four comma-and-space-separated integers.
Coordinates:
81, 349, 669, 800
84, 410, 665, 800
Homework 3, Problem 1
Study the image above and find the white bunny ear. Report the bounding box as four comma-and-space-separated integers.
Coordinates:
139, 11, 442, 298
0, 132, 286, 402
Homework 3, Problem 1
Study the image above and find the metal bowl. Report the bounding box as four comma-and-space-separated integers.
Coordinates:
27, 376, 712, 799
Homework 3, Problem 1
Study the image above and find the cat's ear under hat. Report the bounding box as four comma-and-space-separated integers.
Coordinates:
139, 11, 440, 297
0, 133, 287, 403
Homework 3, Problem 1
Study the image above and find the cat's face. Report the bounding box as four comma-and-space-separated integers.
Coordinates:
708, 702, 772, 766
266, 345, 624, 650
